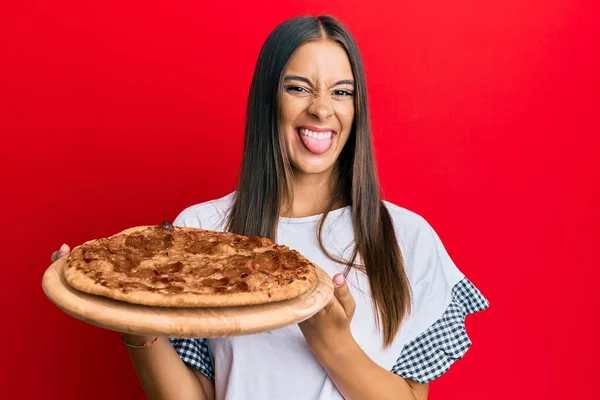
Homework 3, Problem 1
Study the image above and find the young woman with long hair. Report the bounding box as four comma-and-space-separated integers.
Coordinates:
52, 15, 488, 400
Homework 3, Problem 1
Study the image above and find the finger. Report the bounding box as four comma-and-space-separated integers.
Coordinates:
332, 273, 356, 318
51, 244, 71, 262
58, 243, 71, 256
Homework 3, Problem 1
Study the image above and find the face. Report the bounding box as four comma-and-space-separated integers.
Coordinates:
280, 40, 355, 177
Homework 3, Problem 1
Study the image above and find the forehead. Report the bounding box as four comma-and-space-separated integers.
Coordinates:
284, 41, 354, 83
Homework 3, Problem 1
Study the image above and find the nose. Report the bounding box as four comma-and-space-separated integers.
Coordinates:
307, 94, 334, 121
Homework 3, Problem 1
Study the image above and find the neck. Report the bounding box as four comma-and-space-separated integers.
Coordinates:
280, 168, 340, 218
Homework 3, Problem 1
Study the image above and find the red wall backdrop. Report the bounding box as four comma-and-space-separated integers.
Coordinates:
1, 1, 598, 399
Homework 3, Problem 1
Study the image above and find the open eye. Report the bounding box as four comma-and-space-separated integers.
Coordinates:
333, 89, 354, 97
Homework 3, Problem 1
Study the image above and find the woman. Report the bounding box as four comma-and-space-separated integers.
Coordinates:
52, 15, 488, 400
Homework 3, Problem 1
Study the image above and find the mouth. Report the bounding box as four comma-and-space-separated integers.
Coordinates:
296, 127, 337, 154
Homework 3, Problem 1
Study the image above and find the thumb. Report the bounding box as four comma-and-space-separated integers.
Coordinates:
51, 243, 71, 262
332, 273, 356, 318
59, 243, 71, 255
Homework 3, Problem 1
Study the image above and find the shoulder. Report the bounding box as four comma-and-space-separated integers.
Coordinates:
382, 201, 461, 285
382, 200, 433, 243
173, 192, 236, 231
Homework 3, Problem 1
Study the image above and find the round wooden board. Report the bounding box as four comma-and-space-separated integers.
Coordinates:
42, 258, 334, 338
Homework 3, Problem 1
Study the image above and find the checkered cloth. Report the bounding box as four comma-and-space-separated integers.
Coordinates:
391, 277, 489, 384
169, 338, 214, 382
170, 277, 488, 385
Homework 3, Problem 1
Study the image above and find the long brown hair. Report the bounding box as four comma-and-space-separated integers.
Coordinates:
226, 15, 411, 348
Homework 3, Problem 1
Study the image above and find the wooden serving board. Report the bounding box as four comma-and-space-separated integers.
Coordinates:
42, 258, 334, 337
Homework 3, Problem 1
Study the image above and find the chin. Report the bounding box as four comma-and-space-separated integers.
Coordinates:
291, 159, 336, 175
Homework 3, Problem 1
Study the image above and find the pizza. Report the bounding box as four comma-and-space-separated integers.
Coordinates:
62, 221, 319, 307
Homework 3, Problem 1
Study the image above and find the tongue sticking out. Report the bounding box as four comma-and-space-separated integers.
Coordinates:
299, 132, 334, 154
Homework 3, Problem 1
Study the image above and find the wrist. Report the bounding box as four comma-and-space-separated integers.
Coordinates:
311, 332, 365, 382
310, 329, 357, 359
120, 333, 159, 348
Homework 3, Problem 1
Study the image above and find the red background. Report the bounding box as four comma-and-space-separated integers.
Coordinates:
1, 1, 599, 399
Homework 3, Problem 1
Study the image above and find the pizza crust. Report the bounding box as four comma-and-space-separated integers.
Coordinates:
64, 266, 317, 307
62, 224, 320, 307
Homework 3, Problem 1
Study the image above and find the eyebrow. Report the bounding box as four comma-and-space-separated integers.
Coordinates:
283, 75, 355, 87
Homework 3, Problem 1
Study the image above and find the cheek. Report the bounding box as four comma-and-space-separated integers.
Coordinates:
280, 95, 305, 129
335, 104, 355, 141
335, 102, 354, 126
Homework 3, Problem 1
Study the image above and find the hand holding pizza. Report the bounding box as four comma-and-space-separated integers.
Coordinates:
298, 273, 356, 353
50, 242, 159, 346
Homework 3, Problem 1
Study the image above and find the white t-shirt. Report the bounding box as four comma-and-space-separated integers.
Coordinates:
169, 192, 489, 400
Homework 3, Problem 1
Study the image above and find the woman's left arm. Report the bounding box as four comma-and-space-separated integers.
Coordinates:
299, 274, 428, 400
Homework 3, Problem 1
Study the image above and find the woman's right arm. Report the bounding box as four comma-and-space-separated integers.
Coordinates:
51, 245, 215, 400
122, 334, 215, 400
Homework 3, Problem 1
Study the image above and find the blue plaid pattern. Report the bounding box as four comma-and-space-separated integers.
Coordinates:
391, 277, 489, 384
169, 338, 215, 382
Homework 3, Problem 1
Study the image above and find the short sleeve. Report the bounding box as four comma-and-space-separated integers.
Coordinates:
391, 278, 488, 383
172, 194, 233, 231
169, 338, 215, 382
173, 207, 202, 229
391, 218, 489, 384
